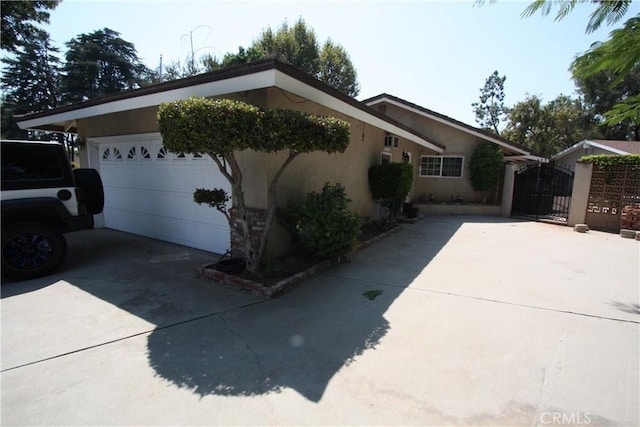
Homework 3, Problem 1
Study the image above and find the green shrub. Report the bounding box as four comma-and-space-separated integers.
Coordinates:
368, 163, 413, 220
279, 183, 361, 259
469, 143, 504, 201
579, 154, 640, 168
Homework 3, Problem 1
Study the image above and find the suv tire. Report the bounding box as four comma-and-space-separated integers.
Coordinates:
2, 222, 68, 280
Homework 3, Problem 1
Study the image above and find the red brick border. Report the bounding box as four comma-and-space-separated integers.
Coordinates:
196, 224, 404, 298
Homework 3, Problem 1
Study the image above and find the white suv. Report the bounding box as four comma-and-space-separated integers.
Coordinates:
1, 140, 104, 280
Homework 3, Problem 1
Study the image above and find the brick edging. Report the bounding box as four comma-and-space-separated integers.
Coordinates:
196, 224, 404, 298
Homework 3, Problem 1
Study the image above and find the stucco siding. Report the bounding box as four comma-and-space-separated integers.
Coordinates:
382, 103, 493, 203
77, 87, 391, 256
555, 146, 612, 170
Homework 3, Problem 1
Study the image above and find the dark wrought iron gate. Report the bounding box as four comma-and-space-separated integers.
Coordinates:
512, 162, 574, 222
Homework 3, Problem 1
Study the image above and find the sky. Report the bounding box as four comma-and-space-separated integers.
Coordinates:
43, 0, 638, 127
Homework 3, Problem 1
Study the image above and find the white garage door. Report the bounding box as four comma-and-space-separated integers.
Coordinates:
97, 135, 231, 254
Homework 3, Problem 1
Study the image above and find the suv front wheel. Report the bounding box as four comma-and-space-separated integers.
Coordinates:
2, 222, 68, 280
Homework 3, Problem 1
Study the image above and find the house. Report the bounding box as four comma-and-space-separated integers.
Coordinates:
363, 94, 537, 205
15, 57, 535, 257
553, 139, 640, 169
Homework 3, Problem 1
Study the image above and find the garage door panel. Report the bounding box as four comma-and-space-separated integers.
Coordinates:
102, 186, 224, 225
103, 207, 229, 252
98, 138, 231, 254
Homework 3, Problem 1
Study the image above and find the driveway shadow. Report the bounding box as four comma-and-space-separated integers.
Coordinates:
2, 216, 524, 402
145, 215, 521, 401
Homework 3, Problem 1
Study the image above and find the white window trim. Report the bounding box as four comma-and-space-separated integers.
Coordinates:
384, 134, 399, 149
419, 155, 464, 178
380, 152, 392, 164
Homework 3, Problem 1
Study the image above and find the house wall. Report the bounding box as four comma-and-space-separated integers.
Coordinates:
255, 88, 386, 255
556, 146, 612, 170
567, 162, 593, 226
76, 88, 418, 257
378, 103, 501, 204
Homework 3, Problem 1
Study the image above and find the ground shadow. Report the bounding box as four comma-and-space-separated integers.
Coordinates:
2, 216, 524, 402
609, 301, 640, 315
144, 215, 522, 401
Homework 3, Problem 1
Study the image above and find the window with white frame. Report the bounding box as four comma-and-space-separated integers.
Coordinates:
384, 133, 399, 149
380, 152, 392, 164
419, 156, 464, 177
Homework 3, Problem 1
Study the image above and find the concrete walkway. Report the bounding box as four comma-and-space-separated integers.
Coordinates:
2, 216, 638, 426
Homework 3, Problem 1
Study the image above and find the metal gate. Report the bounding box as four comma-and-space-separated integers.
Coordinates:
512, 162, 574, 222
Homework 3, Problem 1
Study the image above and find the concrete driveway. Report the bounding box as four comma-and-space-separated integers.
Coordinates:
2, 216, 638, 426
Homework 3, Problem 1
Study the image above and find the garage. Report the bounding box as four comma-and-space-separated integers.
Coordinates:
95, 133, 231, 254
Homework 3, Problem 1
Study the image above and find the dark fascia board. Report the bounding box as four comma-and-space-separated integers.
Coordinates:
15, 58, 444, 151
363, 93, 532, 156
15, 58, 282, 122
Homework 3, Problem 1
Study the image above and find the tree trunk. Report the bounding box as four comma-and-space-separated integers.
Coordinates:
208, 150, 299, 275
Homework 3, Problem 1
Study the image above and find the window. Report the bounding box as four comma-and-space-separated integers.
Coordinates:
419, 156, 463, 178
157, 147, 168, 159
2, 145, 63, 181
380, 152, 392, 165
384, 134, 399, 149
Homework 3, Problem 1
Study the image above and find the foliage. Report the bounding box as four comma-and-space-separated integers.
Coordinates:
573, 66, 640, 140
517, 1, 639, 129
368, 163, 413, 221
571, 17, 640, 132
157, 97, 351, 274
199, 18, 360, 97
520, 0, 632, 34
279, 183, 361, 259
1, 28, 60, 140
193, 188, 231, 220
579, 154, 640, 167
1, 29, 60, 111
469, 143, 504, 196
318, 40, 360, 97
0, 97, 27, 140
1, 0, 60, 53
472, 70, 506, 134
502, 94, 597, 157
158, 98, 351, 155
61, 28, 152, 103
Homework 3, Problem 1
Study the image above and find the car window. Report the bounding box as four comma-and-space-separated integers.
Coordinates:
2, 145, 64, 182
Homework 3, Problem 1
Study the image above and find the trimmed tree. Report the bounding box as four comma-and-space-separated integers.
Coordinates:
368, 163, 413, 221
157, 97, 351, 274
469, 143, 504, 203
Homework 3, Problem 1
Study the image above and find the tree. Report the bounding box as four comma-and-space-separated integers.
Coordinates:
521, 0, 632, 34
1, 29, 61, 139
61, 28, 152, 103
469, 143, 504, 203
573, 65, 640, 139
204, 18, 360, 97
319, 40, 360, 98
157, 98, 351, 274
472, 70, 507, 135
571, 17, 640, 131
503, 94, 595, 157
517, 1, 639, 130
1, 0, 60, 53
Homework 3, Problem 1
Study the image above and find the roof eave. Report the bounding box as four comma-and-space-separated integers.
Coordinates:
16, 60, 444, 153
365, 95, 531, 156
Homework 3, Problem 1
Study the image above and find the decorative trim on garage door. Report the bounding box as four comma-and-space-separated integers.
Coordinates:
92, 133, 231, 254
